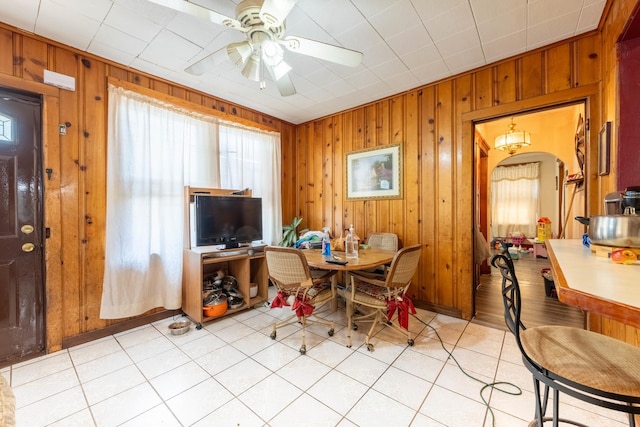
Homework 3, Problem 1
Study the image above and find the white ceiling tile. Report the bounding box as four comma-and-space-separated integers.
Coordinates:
344, 69, 383, 90
284, 7, 337, 45
475, 6, 527, 43
469, 0, 527, 24
528, 0, 583, 26
412, 59, 450, 84
399, 43, 441, 70
482, 30, 527, 63
49, 0, 112, 21
350, 0, 403, 19
165, 9, 223, 48
91, 24, 148, 57
105, 3, 163, 43
88, 41, 139, 67
366, 1, 423, 40
139, 29, 203, 71
115, 0, 176, 26
577, 1, 607, 32
434, 27, 482, 58
442, 46, 486, 75
383, 70, 419, 92
295, 0, 364, 40
324, 77, 357, 97
385, 24, 433, 58
361, 42, 397, 68
333, 20, 384, 52
370, 57, 410, 80
36, 0, 101, 51
527, 13, 579, 50
0, 0, 39, 32
415, 0, 475, 42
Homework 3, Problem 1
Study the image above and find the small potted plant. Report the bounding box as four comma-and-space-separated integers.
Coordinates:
280, 216, 308, 247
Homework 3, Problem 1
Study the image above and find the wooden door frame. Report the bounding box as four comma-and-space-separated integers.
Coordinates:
464, 84, 600, 320
0, 74, 64, 355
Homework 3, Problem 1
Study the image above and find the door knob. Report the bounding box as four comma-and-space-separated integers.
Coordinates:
21, 224, 34, 234
22, 243, 35, 252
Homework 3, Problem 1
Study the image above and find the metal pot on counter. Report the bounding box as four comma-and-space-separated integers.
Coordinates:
575, 213, 640, 248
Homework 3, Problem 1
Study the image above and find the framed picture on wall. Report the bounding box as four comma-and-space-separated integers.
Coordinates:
598, 121, 611, 176
345, 144, 402, 200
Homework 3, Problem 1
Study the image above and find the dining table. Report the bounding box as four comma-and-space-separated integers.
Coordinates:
303, 247, 397, 310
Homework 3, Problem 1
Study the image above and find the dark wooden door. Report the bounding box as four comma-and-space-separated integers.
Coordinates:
0, 88, 45, 364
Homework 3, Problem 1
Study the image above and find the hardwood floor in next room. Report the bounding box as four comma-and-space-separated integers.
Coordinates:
473, 250, 586, 331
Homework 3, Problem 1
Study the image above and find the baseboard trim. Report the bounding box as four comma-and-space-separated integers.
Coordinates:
62, 309, 183, 349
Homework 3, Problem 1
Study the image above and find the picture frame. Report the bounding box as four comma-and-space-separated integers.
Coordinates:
345, 144, 402, 200
598, 121, 611, 176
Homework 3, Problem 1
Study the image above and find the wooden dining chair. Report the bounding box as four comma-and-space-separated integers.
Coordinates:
491, 251, 640, 426
264, 246, 336, 355
343, 244, 422, 351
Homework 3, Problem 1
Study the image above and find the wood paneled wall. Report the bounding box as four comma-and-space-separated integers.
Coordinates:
292, 33, 605, 319
0, 23, 296, 352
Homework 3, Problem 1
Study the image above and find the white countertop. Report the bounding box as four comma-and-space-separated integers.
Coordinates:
546, 239, 640, 308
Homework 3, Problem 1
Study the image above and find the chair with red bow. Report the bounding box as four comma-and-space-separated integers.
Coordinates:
343, 244, 422, 351
264, 246, 337, 355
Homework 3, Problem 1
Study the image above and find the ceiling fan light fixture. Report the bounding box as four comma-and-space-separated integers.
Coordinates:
494, 118, 531, 155
261, 40, 284, 66
241, 54, 262, 81
227, 41, 252, 67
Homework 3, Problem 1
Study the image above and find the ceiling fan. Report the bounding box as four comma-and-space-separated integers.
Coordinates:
149, 0, 364, 96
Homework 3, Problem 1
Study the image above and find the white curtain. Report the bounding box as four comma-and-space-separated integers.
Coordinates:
490, 162, 540, 238
101, 85, 280, 319
218, 124, 282, 246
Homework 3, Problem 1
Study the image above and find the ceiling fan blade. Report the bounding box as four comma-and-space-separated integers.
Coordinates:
281, 36, 363, 67
274, 73, 296, 97
265, 60, 292, 82
185, 47, 228, 75
148, 0, 245, 31
259, 0, 297, 28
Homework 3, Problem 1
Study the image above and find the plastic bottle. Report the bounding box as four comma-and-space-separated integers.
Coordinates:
321, 227, 331, 257
345, 224, 359, 259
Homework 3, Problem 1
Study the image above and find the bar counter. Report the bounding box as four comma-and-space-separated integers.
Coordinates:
545, 239, 640, 330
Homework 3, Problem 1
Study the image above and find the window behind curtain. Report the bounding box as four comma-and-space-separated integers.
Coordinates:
490, 162, 540, 239
101, 85, 281, 319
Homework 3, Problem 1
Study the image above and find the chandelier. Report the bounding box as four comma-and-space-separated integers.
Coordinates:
494, 118, 531, 155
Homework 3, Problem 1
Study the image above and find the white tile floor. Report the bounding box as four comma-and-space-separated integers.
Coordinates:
1, 287, 629, 427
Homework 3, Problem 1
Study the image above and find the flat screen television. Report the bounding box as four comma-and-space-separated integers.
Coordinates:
193, 196, 263, 248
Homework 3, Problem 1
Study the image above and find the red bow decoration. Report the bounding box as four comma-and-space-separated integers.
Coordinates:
291, 297, 315, 317
386, 295, 416, 330
270, 291, 290, 309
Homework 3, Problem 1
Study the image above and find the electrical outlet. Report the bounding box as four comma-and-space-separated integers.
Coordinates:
59, 124, 67, 135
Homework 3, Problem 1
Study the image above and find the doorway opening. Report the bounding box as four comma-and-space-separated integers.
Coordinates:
472, 102, 587, 329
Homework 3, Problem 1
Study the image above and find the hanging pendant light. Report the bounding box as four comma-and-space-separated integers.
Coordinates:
494, 118, 531, 155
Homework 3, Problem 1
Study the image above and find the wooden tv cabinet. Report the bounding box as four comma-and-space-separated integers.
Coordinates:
182, 245, 268, 328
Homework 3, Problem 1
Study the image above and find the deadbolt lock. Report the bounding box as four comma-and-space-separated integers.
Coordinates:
21, 224, 34, 234
22, 243, 35, 252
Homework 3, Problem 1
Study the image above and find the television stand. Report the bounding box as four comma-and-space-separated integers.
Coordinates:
182, 246, 268, 328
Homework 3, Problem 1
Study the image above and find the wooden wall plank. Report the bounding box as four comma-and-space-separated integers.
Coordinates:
495, 62, 517, 105
546, 43, 573, 93
20, 36, 47, 83
0, 28, 12, 74
473, 68, 493, 110
81, 55, 109, 332
520, 52, 544, 99
435, 81, 454, 307
54, 48, 82, 339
